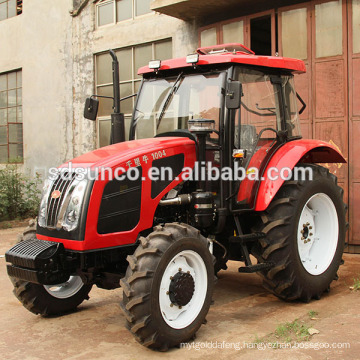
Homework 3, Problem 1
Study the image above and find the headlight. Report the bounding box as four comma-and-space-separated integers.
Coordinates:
62, 179, 88, 232
37, 174, 88, 232
38, 179, 52, 228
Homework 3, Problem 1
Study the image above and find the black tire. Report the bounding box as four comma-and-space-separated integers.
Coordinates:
17, 218, 37, 242
12, 278, 92, 316
120, 223, 214, 351
213, 233, 231, 275
253, 164, 347, 302
11, 219, 92, 316
213, 243, 228, 275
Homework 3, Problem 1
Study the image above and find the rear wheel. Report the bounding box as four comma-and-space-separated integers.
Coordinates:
253, 164, 347, 302
11, 220, 92, 316
120, 223, 214, 351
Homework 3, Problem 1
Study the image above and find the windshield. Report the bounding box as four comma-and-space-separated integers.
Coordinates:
131, 72, 225, 139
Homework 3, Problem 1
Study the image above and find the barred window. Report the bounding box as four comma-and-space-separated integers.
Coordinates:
0, 69, 23, 163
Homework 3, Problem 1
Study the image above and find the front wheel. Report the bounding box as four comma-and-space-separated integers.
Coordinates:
254, 164, 347, 302
13, 276, 93, 316
11, 220, 92, 316
120, 223, 214, 351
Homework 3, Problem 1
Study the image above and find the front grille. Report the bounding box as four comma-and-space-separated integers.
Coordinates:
46, 172, 76, 228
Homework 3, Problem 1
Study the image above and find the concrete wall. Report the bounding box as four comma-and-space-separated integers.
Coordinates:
92, 10, 198, 57
0, 0, 197, 179
71, 2, 96, 160
0, 0, 77, 178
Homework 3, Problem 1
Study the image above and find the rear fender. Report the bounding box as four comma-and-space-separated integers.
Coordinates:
255, 139, 346, 211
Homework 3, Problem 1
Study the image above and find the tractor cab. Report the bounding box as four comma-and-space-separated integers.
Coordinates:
131, 43, 306, 210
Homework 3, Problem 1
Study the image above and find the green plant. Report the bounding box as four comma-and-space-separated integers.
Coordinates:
308, 310, 318, 318
256, 318, 311, 344
275, 324, 287, 338
351, 277, 360, 291
0, 221, 13, 229
254, 335, 262, 344
0, 164, 41, 221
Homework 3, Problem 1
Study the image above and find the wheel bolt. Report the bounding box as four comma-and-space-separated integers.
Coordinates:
179, 306, 182, 309
170, 303, 174, 307
170, 276, 173, 280
187, 271, 190, 274
303, 224, 306, 228
301, 236, 305, 240
309, 226, 313, 229
166, 291, 169, 295
178, 268, 182, 272
309, 233, 313, 236
306, 222, 310, 226
301, 230, 304, 234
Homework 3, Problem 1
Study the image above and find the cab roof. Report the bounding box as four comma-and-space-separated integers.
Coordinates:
138, 43, 306, 75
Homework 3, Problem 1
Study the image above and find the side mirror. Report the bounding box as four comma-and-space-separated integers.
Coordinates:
84, 97, 99, 121
226, 81, 242, 109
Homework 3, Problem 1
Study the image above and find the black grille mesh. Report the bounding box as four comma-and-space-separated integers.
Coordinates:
46, 172, 76, 227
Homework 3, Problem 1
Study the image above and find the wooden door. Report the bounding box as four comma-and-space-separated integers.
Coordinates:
278, 4, 312, 139
348, 0, 360, 245
199, 10, 276, 56
311, 0, 348, 207
279, 0, 350, 244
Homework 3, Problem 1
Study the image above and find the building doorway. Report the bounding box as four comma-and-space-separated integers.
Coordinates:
250, 15, 272, 55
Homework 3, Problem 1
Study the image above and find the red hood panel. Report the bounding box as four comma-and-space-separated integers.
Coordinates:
60, 137, 195, 169
43, 136, 197, 251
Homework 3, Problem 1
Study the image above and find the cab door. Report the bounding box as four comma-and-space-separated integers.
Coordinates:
231, 69, 287, 211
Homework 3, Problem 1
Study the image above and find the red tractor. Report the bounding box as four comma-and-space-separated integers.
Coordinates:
6, 44, 347, 350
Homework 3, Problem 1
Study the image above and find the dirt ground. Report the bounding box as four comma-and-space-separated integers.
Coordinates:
0, 226, 359, 360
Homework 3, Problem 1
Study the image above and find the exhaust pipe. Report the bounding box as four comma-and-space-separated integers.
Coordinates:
109, 49, 125, 144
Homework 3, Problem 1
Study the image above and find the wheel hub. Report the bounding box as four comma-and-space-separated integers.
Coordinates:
300, 221, 313, 244
159, 250, 208, 329
43, 275, 84, 299
169, 271, 195, 306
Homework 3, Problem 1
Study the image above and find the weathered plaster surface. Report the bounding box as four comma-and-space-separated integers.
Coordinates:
0, 0, 197, 178
0, 0, 74, 178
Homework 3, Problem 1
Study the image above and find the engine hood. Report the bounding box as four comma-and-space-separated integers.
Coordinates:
60, 137, 196, 170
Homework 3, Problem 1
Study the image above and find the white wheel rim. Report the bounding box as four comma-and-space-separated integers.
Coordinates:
159, 250, 208, 329
43, 276, 84, 299
297, 193, 338, 275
